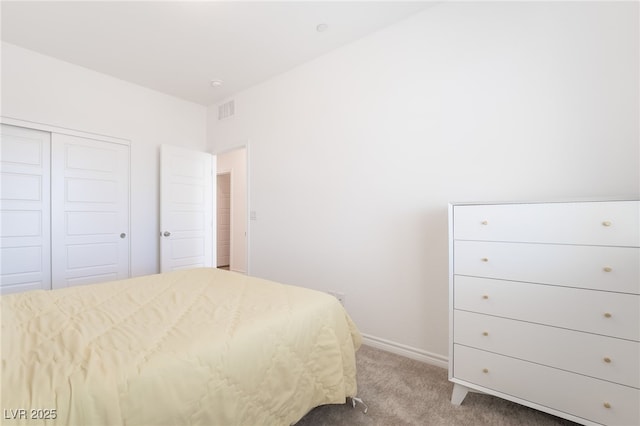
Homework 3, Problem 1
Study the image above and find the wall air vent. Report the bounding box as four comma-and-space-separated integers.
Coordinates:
218, 100, 235, 120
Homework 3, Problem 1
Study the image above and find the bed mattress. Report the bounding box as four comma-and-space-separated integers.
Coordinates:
1, 268, 361, 425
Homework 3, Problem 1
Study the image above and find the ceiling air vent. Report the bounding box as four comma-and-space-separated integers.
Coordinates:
218, 100, 235, 120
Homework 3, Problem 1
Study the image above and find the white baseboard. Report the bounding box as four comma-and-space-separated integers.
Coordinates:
361, 333, 449, 369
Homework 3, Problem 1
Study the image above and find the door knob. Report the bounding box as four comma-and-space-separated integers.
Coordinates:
163, 231, 171, 237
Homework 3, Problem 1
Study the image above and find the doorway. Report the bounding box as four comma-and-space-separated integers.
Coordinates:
215, 146, 248, 273
216, 172, 231, 269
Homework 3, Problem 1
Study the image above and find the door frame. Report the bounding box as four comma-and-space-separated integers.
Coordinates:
1, 116, 130, 147
214, 143, 250, 275
216, 170, 232, 268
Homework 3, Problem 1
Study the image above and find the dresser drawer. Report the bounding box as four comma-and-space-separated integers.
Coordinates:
453, 345, 640, 426
453, 201, 639, 247
454, 310, 640, 388
454, 276, 640, 341
454, 241, 640, 294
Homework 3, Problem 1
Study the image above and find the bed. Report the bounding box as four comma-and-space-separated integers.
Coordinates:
1, 267, 362, 425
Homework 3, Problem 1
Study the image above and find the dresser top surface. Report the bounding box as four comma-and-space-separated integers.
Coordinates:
449, 198, 639, 206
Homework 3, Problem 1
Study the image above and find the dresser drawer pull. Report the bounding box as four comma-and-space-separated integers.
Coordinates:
603, 402, 611, 409
481, 220, 488, 225
603, 357, 612, 363
603, 266, 613, 272
482, 368, 489, 374
482, 295, 489, 300
482, 331, 489, 336
481, 258, 489, 262
602, 221, 612, 227
604, 312, 612, 318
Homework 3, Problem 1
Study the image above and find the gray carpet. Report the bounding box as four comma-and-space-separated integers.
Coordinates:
296, 345, 580, 426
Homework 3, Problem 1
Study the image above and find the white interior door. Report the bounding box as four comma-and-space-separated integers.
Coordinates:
160, 144, 215, 272
0, 124, 51, 294
51, 133, 130, 288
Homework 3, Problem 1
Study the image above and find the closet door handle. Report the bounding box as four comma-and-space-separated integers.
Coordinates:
120, 233, 127, 239
163, 231, 171, 237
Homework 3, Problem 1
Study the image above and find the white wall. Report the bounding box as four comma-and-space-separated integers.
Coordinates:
2, 42, 208, 277
207, 2, 639, 363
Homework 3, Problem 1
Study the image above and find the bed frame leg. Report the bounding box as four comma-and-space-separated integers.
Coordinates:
350, 396, 368, 414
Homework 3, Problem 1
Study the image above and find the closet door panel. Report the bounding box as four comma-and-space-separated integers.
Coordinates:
0, 124, 51, 293
51, 133, 129, 289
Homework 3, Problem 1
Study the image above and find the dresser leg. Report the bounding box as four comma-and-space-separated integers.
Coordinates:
451, 383, 469, 405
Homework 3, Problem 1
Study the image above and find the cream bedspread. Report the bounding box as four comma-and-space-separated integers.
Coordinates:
1, 268, 361, 425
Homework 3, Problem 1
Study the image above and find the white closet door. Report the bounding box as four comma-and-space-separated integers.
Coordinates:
51, 133, 129, 288
160, 144, 215, 272
0, 124, 51, 294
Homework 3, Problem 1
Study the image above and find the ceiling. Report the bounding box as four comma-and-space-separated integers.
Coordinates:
1, 1, 432, 105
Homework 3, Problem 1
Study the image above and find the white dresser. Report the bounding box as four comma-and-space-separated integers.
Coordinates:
448, 200, 640, 426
